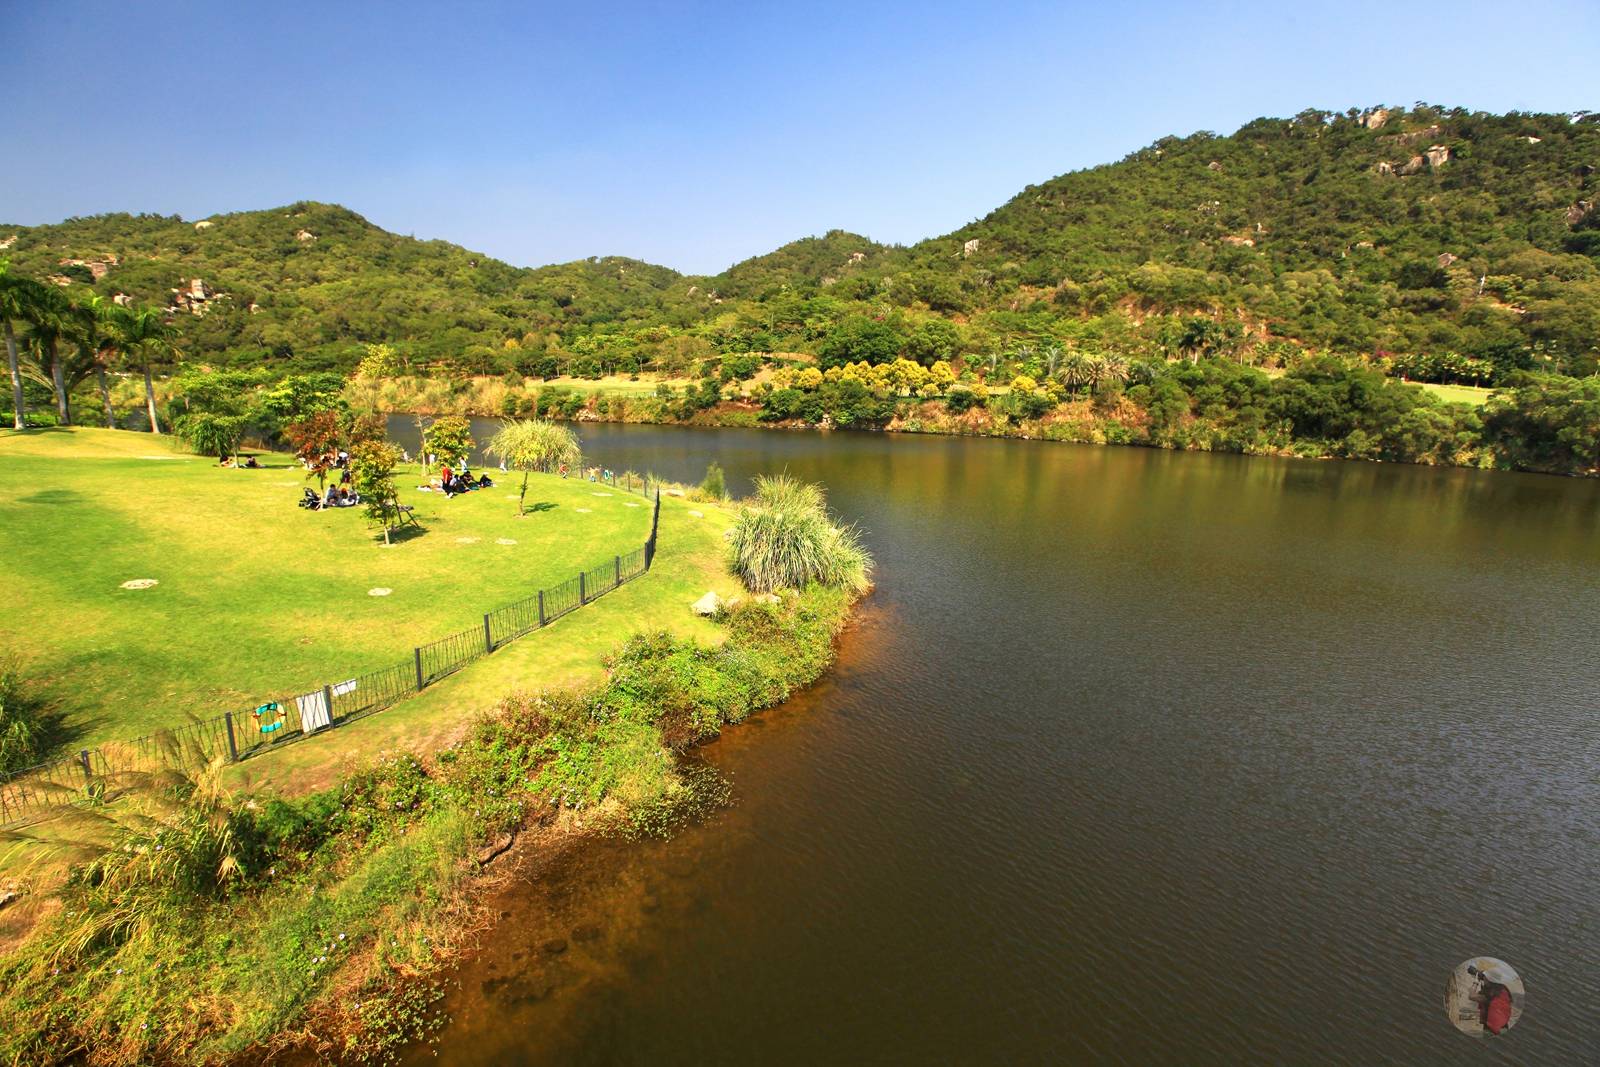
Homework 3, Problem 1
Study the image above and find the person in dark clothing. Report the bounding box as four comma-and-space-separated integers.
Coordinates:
476, 473, 494, 488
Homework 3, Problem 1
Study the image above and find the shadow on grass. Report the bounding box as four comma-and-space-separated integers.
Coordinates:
17, 489, 84, 505
524, 501, 558, 514
380, 523, 430, 545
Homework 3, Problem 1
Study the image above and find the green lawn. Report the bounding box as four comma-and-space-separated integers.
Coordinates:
0, 428, 734, 755
1415, 380, 1494, 407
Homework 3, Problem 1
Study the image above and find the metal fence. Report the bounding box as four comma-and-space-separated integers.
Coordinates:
0, 482, 663, 827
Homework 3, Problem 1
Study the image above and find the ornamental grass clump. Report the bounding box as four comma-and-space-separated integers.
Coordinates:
729, 474, 872, 594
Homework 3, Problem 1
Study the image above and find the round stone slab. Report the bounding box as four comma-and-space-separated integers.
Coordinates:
368, 587, 392, 597
120, 578, 159, 590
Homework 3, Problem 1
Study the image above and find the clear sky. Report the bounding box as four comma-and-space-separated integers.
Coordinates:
3, 0, 1596, 275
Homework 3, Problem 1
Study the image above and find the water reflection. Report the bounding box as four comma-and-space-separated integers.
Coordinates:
392, 421, 1600, 1065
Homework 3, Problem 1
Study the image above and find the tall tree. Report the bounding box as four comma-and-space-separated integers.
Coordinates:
21, 283, 87, 425
0, 262, 41, 429
119, 305, 178, 434
82, 295, 121, 428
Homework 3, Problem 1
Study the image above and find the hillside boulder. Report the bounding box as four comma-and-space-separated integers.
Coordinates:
962, 238, 981, 257
1425, 145, 1451, 168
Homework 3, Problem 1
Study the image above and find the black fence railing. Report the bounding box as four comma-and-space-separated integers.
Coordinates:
0, 482, 664, 827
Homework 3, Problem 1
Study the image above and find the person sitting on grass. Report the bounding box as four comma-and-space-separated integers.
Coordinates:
242, 456, 261, 469
324, 485, 339, 508
476, 473, 494, 488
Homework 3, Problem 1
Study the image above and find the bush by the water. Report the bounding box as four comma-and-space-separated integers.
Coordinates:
728, 475, 872, 594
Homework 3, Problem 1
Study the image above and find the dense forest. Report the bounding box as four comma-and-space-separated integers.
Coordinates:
3, 104, 1599, 474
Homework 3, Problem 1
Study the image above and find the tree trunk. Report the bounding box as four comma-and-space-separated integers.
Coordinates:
143, 363, 161, 433
519, 470, 530, 516
97, 364, 115, 428
4, 321, 23, 430
49, 338, 70, 425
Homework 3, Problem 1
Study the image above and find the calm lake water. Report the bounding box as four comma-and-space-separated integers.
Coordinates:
389, 419, 1600, 1065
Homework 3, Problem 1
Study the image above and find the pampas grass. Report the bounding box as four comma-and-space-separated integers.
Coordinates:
729, 475, 872, 594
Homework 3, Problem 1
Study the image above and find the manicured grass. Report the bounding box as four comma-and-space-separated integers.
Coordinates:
533, 374, 695, 395
1416, 380, 1494, 406
232, 482, 743, 797
0, 428, 664, 749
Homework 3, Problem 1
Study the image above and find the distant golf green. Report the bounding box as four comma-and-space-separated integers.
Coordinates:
0, 428, 677, 748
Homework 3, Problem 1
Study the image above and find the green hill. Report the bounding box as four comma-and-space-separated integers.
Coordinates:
3, 104, 1597, 380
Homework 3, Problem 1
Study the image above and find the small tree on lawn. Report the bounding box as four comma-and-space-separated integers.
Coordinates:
174, 411, 248, 461
486, 418, 580, 516
351, 441, 406, 545
423, 415, 474, 470
284, 410, 343, 494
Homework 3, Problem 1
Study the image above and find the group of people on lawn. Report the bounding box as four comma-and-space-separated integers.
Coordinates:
298, 448, 361, 510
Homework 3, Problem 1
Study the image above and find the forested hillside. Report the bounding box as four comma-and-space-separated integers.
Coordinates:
5, 104, 1600, 478
4, 104, 1596, 382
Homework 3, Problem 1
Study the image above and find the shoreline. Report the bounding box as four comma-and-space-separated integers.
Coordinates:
370, 386, 1596, 480
0, 563, 861, 1065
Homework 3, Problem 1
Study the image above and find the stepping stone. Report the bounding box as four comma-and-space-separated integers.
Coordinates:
368, 588, 392, 597
623, 502, 641, 507
495, 538, 518, 545
689, 510, 704, 517
575, 508, 592, 513
592, 492, 612, 497
120, 578, 159, 590
455, 536, 480, 544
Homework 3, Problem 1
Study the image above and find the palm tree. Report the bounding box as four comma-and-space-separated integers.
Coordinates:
1099, 353, 1131, 391
1057, 352, 1094, 397
1039, 342, 1065, 381
118, 305, 178, 433
82, 295, 122, 428
0, 261, 42, 429
21, 283, 87, 425
487, 418, 581, 516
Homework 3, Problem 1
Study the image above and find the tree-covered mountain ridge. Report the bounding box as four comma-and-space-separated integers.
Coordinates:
3, 103, 1598, 380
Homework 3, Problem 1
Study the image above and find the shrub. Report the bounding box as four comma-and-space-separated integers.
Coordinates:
0, 658, 57, 775
698, 462, 727, 501
728, 475, 873, 594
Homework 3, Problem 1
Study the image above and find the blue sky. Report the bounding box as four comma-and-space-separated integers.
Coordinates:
3, 0, 1596, 274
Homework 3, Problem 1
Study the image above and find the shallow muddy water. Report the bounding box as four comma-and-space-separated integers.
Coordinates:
388, 420, 1600, 1065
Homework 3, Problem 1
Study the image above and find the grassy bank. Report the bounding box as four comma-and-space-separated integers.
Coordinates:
0, 433, 867, 1065
0, 428, 656, 748
0, 581, 855, 1066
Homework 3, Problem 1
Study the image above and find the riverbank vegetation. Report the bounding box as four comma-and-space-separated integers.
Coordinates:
3, 105, 1598, 475
0, 449, 865, 1064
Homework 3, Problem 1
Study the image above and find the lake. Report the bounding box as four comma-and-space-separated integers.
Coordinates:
388, 419, 1600, 1064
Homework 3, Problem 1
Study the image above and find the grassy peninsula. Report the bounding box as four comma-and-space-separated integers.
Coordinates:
0, 429, 868, 1065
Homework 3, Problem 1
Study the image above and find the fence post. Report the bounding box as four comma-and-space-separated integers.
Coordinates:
78, 749, 93, 786
415, 647, 425, 690
615, 555, 621, 586
322, 684, 334, 725
538, 590, 546, 627
224, 712, 239, 762
483, 613, 494, 653
579, 572, 587, 605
